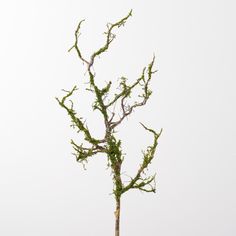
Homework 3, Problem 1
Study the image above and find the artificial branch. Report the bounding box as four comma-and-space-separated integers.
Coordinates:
57, 10, 161, 236
89, 10, 132, 70
68, 20, 90, 66
109, 56, 157, 130
55, 86, 103, 146
68, 10, 132, 71
122, 123, 162, 194
71, 139, 106, 163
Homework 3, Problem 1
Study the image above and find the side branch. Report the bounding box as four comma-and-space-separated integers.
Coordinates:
122, 123, 162, 194
67, 10, 133, 138
89, 10, 132, 69
71, 139, 107, 163
55, 86, 103, 145
109, 56, 157, 130
68, 20, 90, 66
68, 10, 132, 71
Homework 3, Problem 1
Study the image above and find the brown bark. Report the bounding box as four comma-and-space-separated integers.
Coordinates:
115, 197, 121, 236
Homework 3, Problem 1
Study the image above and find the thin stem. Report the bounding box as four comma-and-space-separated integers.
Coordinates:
115, 197, 121, 236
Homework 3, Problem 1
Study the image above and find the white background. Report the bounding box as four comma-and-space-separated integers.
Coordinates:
0, 0, 235, 235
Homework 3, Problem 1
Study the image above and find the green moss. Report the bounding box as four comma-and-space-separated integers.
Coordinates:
56, 9, 161, 200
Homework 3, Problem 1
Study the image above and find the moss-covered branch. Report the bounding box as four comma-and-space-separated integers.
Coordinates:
106, 135, 124, 199
89, 10, 132, 69
71, 139, 106, 163
68, 20, 90, 66
57, 10, 161, 236
122, 123, 162, 194
88, 71, 109, 123
55, 86, 103, 146
68, 10, 132, 70
109, 56, 157, 130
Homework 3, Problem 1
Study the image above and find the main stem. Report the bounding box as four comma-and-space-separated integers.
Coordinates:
115, 196, 121, 236
113, 163, 122, 236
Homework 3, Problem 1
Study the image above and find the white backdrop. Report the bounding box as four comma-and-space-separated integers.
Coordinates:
0, 0, 235, 235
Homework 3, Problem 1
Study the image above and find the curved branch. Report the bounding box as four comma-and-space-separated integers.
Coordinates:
88, 10, 132, 70
110, 56, 157, 130
122, 123, 162, 194
55, 86, 103, 145
68, 20, 90, 66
